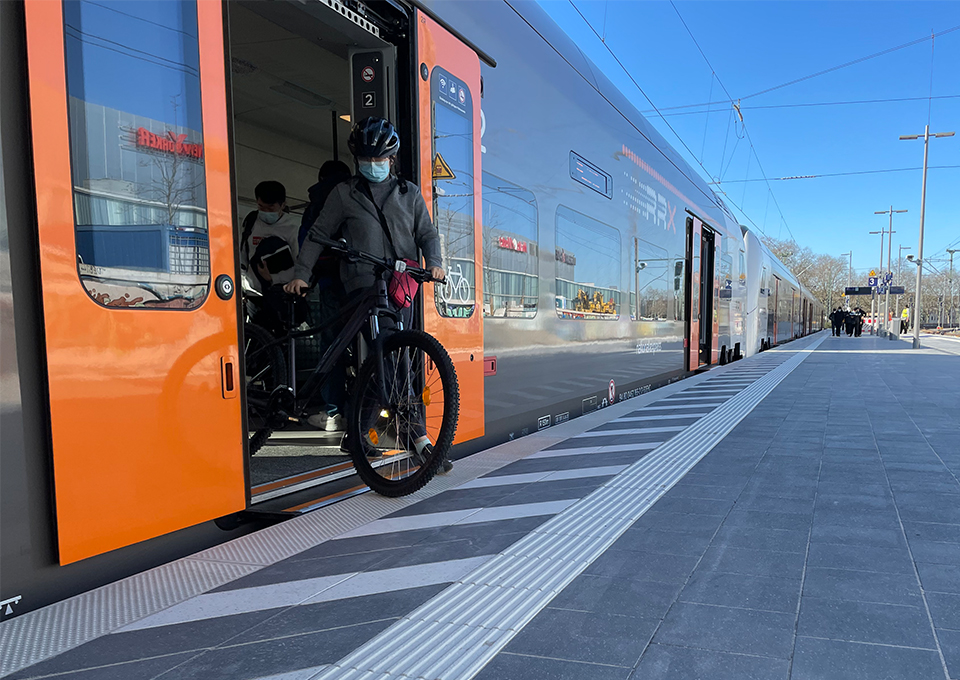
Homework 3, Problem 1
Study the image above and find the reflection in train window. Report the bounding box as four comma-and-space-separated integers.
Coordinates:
430, 67, 475, 319
630, 238, 670, 321
63, 0, 209, 309
555, 206, 621, 320
481, 173, 538, 318
673, 259, 686, 321
720, 253, 734, 298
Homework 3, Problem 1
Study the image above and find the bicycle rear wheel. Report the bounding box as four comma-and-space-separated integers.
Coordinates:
348, 329, 459, 496
243, 322, 287, 455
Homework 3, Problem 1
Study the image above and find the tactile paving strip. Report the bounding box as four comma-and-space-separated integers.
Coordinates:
313, 336, 826, 680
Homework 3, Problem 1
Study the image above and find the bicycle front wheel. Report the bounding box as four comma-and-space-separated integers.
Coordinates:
244, 322, 287, 455
348, 329, 459, 496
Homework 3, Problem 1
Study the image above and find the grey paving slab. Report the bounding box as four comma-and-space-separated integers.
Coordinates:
797, 596, 937, 648
709, 525, 810, 554
791, 637, 945, 680
678, 570, 801, 613
917, 562, 960, 594
722, 509, 812, 532
151, 619, 394, 680
926, 591, 960, 630
548, 574, 683, 620
225, 585, 447, 645
908, 539, 960, 566
4, 610, 274, 678
502, 608, 658, 667
474, 653, 632, 680
610, 527, 715, 557
584, 549, 700, 584
805, 542, 916, 574
653, 601, 795, 658
629, 643, 789, 680
937, 628, 960, 680
7, 654, 198, 680
698, 545, 807, 580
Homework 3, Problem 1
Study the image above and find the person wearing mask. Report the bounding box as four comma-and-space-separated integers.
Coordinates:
240, 181, 300, 336
830, 308, 841, 336
285, 117, 451, 473
299, 160, 352, 433
844, 308, 856, 336
854, 308, 865, 337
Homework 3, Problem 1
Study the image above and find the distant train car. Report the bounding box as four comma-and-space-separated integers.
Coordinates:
0, 0, 821, 618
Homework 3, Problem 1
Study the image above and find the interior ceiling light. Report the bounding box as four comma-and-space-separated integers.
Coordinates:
340, 114, 352, 122
269, 81, 332, 108
230, 57, 258, 75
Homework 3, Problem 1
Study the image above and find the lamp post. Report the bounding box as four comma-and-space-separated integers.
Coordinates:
948, 248, 958, 328
897, 245, 911, 331
900, 125, 955, 348
875, 207, 907, 338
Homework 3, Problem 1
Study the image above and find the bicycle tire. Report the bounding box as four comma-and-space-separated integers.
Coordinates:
348, 329, 459, 497
243, 322, 287, 455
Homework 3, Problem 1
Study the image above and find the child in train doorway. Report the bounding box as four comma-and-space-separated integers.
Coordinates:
240, 181, 302, 337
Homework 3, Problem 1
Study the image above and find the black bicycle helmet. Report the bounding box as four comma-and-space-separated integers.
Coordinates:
348, 117, 400, 158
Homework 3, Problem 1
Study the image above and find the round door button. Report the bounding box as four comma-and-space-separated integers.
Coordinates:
215, 274, 234, 300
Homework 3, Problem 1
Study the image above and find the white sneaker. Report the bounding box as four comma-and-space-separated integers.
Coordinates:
306, 413, 328, 429
325, 414, 344, 432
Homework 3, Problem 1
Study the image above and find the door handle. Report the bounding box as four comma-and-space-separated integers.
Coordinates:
221, 356, 238, 399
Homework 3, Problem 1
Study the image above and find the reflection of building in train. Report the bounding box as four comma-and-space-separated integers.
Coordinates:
68, 99, 209, 307
483, 228, 538, 318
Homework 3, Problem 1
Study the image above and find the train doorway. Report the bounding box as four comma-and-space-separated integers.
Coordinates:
684, 214, 718, 372
225, 0, 410, 504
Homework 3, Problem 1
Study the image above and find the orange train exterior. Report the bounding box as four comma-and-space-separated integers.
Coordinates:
0, 0, 822, 618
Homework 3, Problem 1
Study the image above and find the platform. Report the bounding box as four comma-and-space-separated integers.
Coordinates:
3, 332, 960, 680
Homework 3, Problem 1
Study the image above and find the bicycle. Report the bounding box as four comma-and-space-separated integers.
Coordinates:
242, 238, 460, 497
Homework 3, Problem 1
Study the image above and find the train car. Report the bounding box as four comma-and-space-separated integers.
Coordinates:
742, 224, 821, 353
0, 0, 815, 618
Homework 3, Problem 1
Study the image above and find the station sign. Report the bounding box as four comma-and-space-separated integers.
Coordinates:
889, 286, 905, 295
845, 286, 874, 296
868, 276, 878, 287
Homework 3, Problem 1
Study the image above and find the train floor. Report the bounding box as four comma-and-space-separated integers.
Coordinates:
4, 331, 960, 680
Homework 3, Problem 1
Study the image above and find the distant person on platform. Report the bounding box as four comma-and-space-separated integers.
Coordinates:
844, 308, 856, 336
854, 308, 865, 337
901, 305, 910, 334
830, 308, 843, 336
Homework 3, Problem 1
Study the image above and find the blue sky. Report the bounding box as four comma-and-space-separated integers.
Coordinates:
540, 1, 960, 280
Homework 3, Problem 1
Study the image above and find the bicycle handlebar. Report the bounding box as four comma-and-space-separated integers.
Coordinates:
316, 237, 445, 285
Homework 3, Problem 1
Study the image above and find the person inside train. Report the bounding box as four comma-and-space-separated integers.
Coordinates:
298, 160, 352, 433
240, 180, 302, 336
284, 116, 451, 472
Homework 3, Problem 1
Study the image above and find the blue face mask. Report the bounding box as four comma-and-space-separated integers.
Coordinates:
358, 160, 390, 183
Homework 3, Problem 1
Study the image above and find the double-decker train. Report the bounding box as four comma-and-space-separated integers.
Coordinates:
0, 0, 821, 617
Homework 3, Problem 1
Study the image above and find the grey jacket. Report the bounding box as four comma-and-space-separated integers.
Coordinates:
295, 177, 443, 294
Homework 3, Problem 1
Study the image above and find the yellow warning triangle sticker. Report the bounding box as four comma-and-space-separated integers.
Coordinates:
432, 153, 455, 180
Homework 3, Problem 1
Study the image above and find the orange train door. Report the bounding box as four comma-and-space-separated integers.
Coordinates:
24, 0, 244, 564
417, 11, 484, 443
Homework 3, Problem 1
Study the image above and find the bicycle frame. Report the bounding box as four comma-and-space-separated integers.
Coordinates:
246, 276, 401, 420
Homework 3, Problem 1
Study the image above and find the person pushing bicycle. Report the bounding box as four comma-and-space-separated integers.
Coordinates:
285, 117, 452, 473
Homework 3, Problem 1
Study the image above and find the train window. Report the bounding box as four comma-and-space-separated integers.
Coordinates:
630, 238, 670, 321
62, 0, 209, 309
555, 206, 621, 320
481, 173, 538, 318
431, 66, 476, 319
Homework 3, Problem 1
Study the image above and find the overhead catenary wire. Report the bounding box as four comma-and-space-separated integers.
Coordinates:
707, 165, 960, 184
642, 24, 960, 114
669, 1, 794, 241
644, 94, 960, 118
